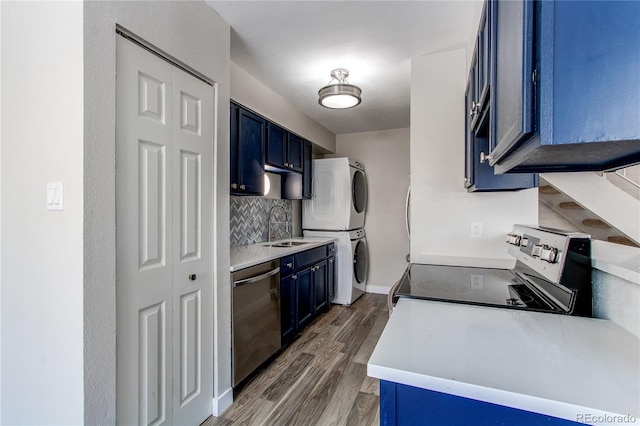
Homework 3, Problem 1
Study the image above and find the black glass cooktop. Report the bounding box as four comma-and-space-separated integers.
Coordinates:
394, 263, 562, 313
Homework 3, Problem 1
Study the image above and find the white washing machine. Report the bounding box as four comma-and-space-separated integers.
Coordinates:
303, 229, 367, 305
302, 158, 367, 231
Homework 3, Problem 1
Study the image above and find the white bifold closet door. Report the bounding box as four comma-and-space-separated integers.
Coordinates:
116, 35, 214, 426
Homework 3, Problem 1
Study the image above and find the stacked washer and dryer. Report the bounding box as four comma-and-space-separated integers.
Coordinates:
303, 158, 369, 305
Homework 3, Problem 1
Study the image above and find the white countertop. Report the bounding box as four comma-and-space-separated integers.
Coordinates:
230, 237, 337, 272
368, 298, 640, 425
591, 240, 640, 285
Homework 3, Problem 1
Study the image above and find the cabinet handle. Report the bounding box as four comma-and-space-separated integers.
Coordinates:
240, 184, 246, 190
480, 152, 493, 164
469, 101, 479, 117
231, 183, 238, 189
284, 162, 289, 167
329, 259, 334, 264
233, 267, 280, 287
292, 275, 297, 280
285, 262, 293, 268
188, 274, 196, 281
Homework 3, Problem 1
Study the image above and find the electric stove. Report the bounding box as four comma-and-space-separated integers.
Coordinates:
394, 225, 592, 316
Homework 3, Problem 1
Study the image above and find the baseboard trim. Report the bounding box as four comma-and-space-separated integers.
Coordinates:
212, 387, 233, 416
365, 285, 391, 295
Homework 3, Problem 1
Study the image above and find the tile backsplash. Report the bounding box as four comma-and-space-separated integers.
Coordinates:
230, 196, 292, 247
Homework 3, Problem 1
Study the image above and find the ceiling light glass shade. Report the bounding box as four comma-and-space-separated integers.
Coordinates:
318, 68, 362, 109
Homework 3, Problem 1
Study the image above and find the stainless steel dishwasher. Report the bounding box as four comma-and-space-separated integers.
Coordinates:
232, 260, 281, 387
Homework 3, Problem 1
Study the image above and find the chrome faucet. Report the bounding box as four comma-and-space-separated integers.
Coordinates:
268, 205, 289, 242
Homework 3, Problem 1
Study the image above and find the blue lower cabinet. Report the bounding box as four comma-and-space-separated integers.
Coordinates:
380, 381, 580, 426
279, 244, 336, 346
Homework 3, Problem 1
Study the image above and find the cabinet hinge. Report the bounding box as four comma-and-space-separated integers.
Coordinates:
532, 69, 537, 85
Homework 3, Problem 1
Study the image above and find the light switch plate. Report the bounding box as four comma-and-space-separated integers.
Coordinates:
47, 182, 64, 211
471, 274, 484, 289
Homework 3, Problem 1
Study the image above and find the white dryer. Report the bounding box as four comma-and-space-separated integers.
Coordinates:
303, 229, 367, 305
302, 158, 367, 231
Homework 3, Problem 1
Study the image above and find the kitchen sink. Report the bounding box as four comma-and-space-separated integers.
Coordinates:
264, 241, 309, 248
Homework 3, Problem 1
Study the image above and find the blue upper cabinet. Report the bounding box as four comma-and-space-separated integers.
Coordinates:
286, 134, 304, 173
266, 124, 303, 173
465, 1, 537, 192
491, 0, 640, 173
230, 101, 265, 195
281, 137, 313, 199
230, 101, 313, 198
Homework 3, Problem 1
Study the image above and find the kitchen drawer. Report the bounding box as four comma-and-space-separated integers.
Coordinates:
295, 246, 326, 269
280, 255, 295, 277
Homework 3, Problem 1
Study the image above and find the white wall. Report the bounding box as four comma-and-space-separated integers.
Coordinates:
231, 61, 336, 153
593, 269, 640, 338
410, 49, 538, 267
1, 2, 85, 424
335, 128, 410, 293
538, 201, 580, 232
83, 2, 232, 422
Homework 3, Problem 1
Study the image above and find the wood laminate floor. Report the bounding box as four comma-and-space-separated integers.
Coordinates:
203, 293, 389, 426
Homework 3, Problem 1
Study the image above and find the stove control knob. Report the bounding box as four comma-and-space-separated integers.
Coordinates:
540, 246, 558, 264
506, 234, 522, 245
520, 238, 529, 247
532, 244, 543, 258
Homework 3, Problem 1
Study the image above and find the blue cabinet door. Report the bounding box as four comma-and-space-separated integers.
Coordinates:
280, 274, 296, 344
287, 134, 304, 173
380, 381, 580, 426
295, 267, 314, 330
476, 1, 490, 113
237, 108, 266, 195
313, 260, 329, 314
489, 0, 535, 163
230, 102, 266, 195
266, 122, 287, 170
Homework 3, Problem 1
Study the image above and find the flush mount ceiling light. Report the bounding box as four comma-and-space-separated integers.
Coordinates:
318, 68, 362, 109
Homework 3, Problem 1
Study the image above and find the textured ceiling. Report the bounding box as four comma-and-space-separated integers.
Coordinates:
206, 1, 482, 135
